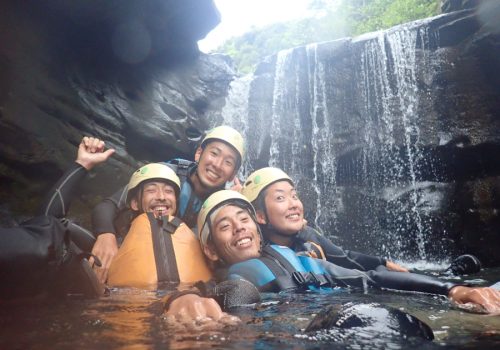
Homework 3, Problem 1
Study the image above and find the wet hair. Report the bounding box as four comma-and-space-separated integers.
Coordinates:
252, 188, 268, 214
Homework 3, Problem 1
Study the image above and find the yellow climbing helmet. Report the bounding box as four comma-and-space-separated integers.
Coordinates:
201, 126, 245, 163
126, 163, 181, 203
241, 167, 294, 203
197, 190, 257, 248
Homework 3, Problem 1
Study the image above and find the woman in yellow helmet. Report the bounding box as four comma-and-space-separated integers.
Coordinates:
241, 167, 408, 273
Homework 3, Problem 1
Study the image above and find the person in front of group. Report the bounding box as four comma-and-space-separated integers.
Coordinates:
90, 126, 245, 283
240, 167, 408, 273
196, 190, 500, 314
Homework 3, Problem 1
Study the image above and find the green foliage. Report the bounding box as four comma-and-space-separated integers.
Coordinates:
214, 0, 440, 73
348, 0, 440, 35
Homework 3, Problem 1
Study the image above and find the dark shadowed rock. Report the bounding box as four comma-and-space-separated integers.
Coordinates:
0, 0, 233, 226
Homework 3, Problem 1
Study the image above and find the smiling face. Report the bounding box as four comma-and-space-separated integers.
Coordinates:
204, 204, 261, 265
194, 141, 238, 190
130, 180, 177, 217
257, 180, 304, 239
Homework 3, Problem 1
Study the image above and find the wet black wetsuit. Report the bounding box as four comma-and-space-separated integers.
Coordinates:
39, 163, 89, 218
263, 225, 387, 271
0, 162, 98, 299
223, 244, 458, 296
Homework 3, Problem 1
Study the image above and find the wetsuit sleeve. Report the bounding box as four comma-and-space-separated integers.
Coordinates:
297, 226, 386, 271
163, 279, 260, 311
91, 185, 128, 236
317, 260, 458, 296
38, 163, 88, 218
367, 266, 459, 296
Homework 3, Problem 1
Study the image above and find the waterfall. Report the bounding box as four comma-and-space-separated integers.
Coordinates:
221, 18, 449, 261
220, 74, 253, 178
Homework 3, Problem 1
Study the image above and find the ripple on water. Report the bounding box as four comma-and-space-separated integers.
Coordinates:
1, 269, 499, 349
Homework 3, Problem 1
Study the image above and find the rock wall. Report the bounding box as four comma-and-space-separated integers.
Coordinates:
0, 0, 234, 225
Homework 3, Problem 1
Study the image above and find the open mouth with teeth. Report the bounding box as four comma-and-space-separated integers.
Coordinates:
234, 236, 254, 248
205, 167, 221, 181
151, 205, 171, 217
286, 213, 301, 220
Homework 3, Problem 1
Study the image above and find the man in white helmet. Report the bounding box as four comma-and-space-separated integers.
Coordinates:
90, 126, 245, 283
197, 190, 500, 314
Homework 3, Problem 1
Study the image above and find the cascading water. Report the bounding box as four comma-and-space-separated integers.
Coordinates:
220, 74, 252, 178
221, 18, 453, 262
355, 24, 432, 260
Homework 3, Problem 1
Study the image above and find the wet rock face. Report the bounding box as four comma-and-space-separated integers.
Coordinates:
441, 0, 480, 13
231, 6, 500, 265
0, 0, 234, 225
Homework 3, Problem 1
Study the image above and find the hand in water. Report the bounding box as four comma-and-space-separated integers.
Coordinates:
448, 286, 500, 314
89, 233, 118, 284
385, 261, 409, 273
164, 294, 240, 330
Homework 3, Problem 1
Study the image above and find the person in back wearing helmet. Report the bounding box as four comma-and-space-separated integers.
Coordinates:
240, 167, 408, 273
196, 190, 500, 313
90, 126, 245, 283
107, 162, 212, 287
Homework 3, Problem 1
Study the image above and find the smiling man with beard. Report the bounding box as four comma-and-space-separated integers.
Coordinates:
107, 163, 213, 287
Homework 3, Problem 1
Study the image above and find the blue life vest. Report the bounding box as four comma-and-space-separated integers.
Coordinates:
227, 245, 337, 292
165, 159, 202, 229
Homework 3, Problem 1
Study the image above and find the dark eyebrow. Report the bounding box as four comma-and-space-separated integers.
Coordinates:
214, 208, 246, 227
208, 145, 236, 161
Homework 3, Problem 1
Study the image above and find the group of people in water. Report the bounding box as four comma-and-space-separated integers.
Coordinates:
1, 125, 499, 327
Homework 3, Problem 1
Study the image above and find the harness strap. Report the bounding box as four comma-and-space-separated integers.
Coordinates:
258, 255, 297, 291
261, 245, 334, 289
262, 245, 301, 276
165, 159, 194, 184
166, 159, 200, 227
147, 213, 180, 283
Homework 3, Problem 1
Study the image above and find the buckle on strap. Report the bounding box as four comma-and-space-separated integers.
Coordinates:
309, 272, 333, 287
162, 219, 180, 235
292, 271, 308, 286
324, 273, 335, 286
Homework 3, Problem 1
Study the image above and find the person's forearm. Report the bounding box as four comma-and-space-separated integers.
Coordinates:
38, 163, 88, 218
368, 267, 458, 295
91, 186, 127, 235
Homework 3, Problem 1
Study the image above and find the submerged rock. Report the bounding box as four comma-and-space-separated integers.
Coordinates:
306, 302, 434, 341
